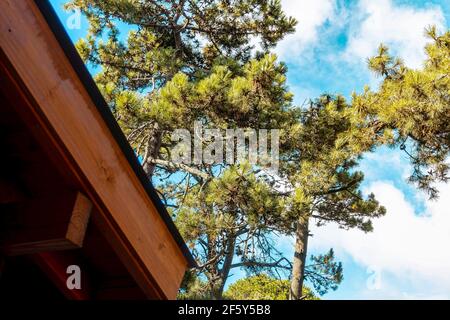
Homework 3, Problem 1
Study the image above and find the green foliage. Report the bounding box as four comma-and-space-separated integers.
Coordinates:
274, 94, 386, 299
306, 249, 343, 295
178, 270, 211, 300
280, 95, 386, 233
354, 27, 450, 198
224, 274, 318, 300
69, 0, 388, 300
67, 0, 296, 91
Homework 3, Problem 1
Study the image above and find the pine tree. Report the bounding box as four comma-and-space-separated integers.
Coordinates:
353, 27, 450, 199
66, 0, 296, 177
66, 0, 301, 300
223, 274, 319, 300
67, 1, 387, 299
274, 95, 386, 299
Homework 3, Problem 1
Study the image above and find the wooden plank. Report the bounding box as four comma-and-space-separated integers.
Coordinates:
0, 0, 188, 299
0, 191, 92, 256
66, 192, 92, 247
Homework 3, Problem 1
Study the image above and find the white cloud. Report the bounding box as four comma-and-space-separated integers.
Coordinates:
275, 0, 336, 58
267, 1, 449, 298
345, 0, 446, 68
309, 180, 450, 299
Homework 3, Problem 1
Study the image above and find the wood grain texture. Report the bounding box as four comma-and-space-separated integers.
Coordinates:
0, 0, 188, 299
66, 192, 93, 247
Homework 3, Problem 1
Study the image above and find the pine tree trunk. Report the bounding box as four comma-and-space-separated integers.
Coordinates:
208, 275, 223, 300
289, 216, 309, 300
209, 235, 236, 300
211, 280, 224, 300
142, 122, 162, 179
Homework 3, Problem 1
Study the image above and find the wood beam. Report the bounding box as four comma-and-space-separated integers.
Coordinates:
0, 0, 189, 299
0, 191, 92, 256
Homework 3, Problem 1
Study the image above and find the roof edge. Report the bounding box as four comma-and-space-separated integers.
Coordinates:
35, 0, 196, 268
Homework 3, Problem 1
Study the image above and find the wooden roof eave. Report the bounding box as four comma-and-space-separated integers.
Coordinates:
0, 0, 195, 299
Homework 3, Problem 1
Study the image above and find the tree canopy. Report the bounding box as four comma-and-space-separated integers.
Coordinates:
353, 27, 450, 199
223, 274, 319, 300
62, 0, 450, 301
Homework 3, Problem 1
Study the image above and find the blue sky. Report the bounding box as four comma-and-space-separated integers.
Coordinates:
50, 0, 450, 299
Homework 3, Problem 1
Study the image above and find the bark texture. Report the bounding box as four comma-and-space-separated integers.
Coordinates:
289, 216, 309, 300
